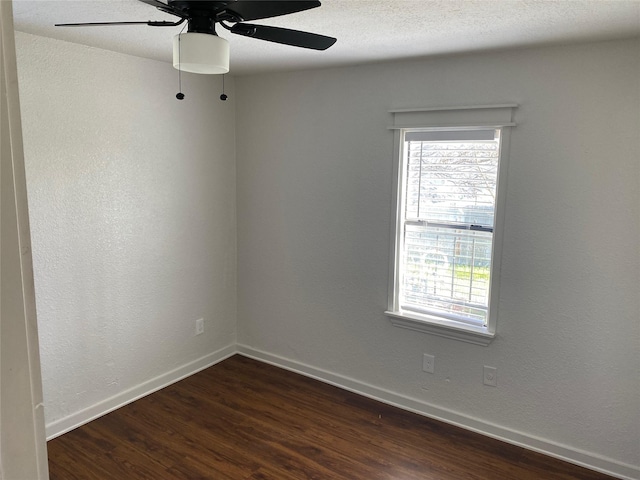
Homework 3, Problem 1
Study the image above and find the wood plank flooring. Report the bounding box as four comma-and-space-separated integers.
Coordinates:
47, 355, 615, 479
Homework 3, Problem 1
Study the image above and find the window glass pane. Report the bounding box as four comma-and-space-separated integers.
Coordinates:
404, 131, 500, 227
402, 225, 491, 325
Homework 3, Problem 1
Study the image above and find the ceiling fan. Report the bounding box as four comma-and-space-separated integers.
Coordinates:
55, 1, 337, 75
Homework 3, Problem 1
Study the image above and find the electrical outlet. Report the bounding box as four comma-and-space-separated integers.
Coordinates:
483, 365, 497, 387
195, 318, 204, 336
422, 354, 435, 374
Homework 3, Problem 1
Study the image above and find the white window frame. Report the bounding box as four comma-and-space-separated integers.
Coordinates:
385, 104, 517, 346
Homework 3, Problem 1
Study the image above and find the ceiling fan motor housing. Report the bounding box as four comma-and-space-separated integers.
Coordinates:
168, 0, 240, 30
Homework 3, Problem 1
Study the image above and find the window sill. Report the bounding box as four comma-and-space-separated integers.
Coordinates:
384, 310, 495, 346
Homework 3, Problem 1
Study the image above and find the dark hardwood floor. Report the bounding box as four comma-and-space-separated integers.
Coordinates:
47, 355, 615, 479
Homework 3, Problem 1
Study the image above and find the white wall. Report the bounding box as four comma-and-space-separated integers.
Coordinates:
235, 39, 640, 477
15, 32, 237, 437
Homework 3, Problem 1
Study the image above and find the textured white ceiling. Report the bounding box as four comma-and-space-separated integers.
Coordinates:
12, 0, 640, 75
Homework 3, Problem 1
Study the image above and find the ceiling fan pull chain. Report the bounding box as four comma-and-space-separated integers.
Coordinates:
176, 25, 187, 100
220, 75, 228, 101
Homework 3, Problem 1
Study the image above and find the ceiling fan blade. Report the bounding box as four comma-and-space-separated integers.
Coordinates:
224, 1, 321, 22
137, 0, 169, 8
231, 23, 336, 50
55, 20, 184, 27
137, 0, 188, 19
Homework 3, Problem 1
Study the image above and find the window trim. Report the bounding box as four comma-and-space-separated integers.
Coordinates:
385, 105, 516, 345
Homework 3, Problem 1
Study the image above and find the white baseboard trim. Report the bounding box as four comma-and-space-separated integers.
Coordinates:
45, 344, 236, 441
236, 344, 639, 480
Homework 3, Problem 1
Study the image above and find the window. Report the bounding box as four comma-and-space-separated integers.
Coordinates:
386, 105, 516, 345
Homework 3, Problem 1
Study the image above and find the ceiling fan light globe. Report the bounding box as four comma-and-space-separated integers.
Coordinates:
173, 33, 230, 74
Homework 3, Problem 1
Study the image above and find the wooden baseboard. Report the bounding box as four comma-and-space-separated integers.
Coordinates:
45, 344, 236, 441
236, 344, 638, 480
